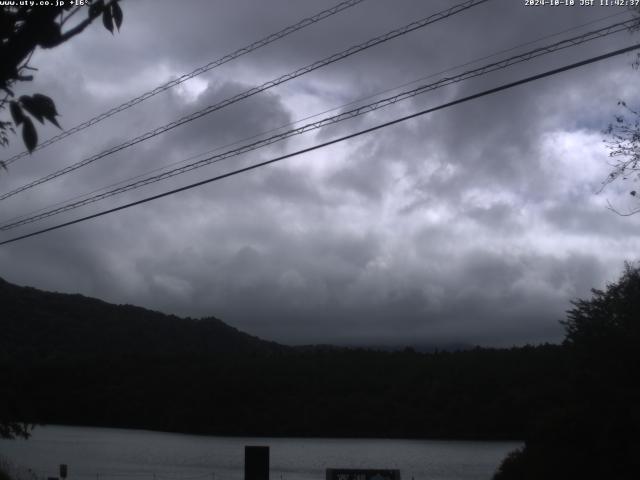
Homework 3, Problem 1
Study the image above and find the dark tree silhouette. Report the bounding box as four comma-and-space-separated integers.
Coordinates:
0, 421, 31, 440
494, 263, 640, 480
602, 102, 640, 215
563, 262, 640, 354
601, 6, 640, 215
0, 276, 566, 441
0, 1, 123, 438
0, 0, 123, 164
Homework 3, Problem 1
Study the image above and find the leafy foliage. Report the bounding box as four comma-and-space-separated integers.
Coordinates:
601, 7, 640, 215
494, 263, 640, 479
563, 262, 640, 354
0, 1, 123, 159
603, 102, 640, 215
0, 1, 125, 435
0, 422, 31, 440
0, 455, 40, 480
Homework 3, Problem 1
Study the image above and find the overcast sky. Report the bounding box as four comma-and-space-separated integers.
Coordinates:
1, 0, 639, 346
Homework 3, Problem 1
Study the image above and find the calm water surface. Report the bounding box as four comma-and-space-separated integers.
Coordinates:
0, 426, 520, 480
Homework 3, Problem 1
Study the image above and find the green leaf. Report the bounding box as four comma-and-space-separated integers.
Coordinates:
19, 95, 45, 124
9, 101, 24, 125
112, 1, 123, 30
89, 0, 105, 19
103, 9, 114, 33
31, 93, 61, 129
22, 117, 37, 153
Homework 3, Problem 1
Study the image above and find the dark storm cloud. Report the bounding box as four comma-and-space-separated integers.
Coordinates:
1, 0, 639, 346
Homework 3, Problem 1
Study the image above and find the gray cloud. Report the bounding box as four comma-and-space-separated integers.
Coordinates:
1, 0, 639, 347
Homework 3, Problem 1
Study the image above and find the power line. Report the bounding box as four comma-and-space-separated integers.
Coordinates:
0, 0, 490, 202
0, 0, 368, 167
5, 9, 631, 228
1, 43, 638, 247
0, 16, 634, 231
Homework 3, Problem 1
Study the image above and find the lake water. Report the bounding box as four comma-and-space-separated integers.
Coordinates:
0, 426, 520, 480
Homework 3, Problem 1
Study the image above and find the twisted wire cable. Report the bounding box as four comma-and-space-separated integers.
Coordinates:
0, 0, 490, 202
1, 16, 634, 231
1, 43, 638, 247
1, 0, 368, 167
4, 9, 628, 227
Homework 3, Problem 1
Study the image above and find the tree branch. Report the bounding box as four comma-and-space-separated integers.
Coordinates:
606, 198, 640, 216
58, 16, 95, 43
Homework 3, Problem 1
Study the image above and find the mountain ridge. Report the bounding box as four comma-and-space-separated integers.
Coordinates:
0, 276, 284, 359
0, 275, 566, 441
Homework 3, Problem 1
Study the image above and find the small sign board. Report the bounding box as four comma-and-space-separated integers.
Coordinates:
326, 469, 401, 480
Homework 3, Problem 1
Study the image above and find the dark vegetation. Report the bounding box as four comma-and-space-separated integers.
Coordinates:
0, 463, 10, 480
0, 276, 565, 440
494, 264, 640, 479
2, 264, 638, 480
1, 1, 122, 157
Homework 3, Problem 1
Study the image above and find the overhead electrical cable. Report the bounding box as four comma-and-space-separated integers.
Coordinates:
5, 8, 629, 228
0, 0, 490, 202
0, 0, 368, 167
1, 43, 638, 247
1, 17, 635, 231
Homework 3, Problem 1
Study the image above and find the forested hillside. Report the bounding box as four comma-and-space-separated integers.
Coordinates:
0, 277, 282, 360
1, 277, 565, 440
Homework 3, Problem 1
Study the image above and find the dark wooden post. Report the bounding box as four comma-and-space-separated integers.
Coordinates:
245, 446, 269, 480
326, 469, 401, 480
